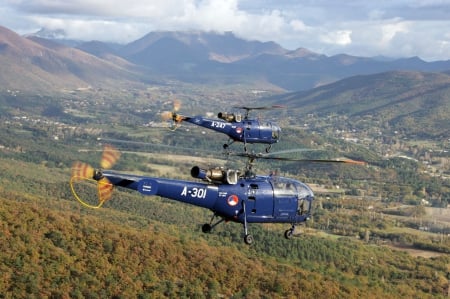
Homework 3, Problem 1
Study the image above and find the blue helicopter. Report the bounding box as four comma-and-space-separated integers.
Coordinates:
161, 101, 283, 153
70, 145, 365, 244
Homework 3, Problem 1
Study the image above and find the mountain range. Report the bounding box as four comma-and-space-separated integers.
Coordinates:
2, 25, 450, 92
2, 25, 450, 137
261, 70, 450, 138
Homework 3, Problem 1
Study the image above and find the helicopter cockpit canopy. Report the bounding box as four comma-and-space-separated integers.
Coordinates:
272, 177, 313, 198
217, 112, 242, 123
271, 177, 314, 214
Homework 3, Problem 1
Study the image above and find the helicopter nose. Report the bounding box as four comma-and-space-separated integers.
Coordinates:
272, 125, 281, 140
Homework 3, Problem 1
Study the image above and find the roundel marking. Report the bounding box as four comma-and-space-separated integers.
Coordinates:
227, 194, 239, 206
138, 179, 158, 195
235, 127, 243, 134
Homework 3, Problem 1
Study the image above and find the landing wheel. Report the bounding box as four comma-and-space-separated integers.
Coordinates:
244, 234, 254, 245
202, 223, 212, 233
284, 229, 294, 239
265, 145, 272, 153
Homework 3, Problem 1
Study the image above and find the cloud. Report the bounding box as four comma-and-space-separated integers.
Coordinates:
1, 0, 450, 61
320, 30, 352, 46
179, 0, 246, 31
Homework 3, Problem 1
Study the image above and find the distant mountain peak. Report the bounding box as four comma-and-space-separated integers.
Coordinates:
286, 47, 321, 59
2, 25, 450, 93
26, 27, 68, 40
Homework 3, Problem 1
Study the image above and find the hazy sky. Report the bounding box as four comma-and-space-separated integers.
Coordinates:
1, 0, 450, 61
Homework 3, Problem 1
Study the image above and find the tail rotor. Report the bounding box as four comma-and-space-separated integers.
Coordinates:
161, 99, 185, 130
70, 145, 120, 208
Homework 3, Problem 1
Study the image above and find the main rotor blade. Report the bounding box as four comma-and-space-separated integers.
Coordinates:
231, 151, 366, 165
97, 137, 220, 155
233, 105, 285, 111
262, 148, 324, 156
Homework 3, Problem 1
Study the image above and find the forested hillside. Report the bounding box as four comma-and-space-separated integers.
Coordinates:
1, 155, 449, 298
263, 71, 450, 138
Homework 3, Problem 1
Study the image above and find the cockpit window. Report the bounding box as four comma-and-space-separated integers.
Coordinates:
272, 125, 280, 139
271, 178, 314, 216
296, 182, 313, 200
272, 129, 279, 139
273, 181, 296, 197
272, 178, 313, 199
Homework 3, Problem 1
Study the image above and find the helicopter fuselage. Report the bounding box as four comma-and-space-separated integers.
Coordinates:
102, 170, 313, 225
184, 116, 281, 146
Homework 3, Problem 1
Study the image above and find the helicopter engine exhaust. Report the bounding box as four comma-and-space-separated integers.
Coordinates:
191, 166, 239, 185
